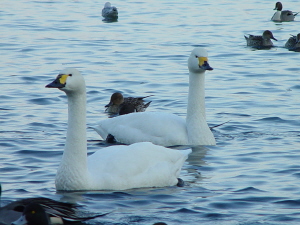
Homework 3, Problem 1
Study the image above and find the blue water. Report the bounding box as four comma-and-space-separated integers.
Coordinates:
1, 0, 300, 224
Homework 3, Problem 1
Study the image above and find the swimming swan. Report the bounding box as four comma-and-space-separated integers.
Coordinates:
92, 47, 216, 146
45, 68, 191, 191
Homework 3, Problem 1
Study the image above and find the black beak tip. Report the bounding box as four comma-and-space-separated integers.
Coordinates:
201, 61, 213, 71
45, 80, 65, 88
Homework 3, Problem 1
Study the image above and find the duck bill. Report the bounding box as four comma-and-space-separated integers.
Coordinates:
45, 74, 68, 88
272, 37, 278, 41
198, 57, 213, 71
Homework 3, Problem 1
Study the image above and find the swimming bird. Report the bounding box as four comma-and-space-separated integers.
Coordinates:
92, 47, 216, 147
105, 92, 152, 115
285, 33, 300, 50
271, 2, 298, 22
45, 68, 191, 191
12, 203, 50, 225
244, 30, 277, 48
0, 197, 102, 225
102, 2, 118, 19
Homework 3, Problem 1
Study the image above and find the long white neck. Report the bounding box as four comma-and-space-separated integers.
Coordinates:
186, 71, 215, 145
55, 90, 90, 190
187, 71, 206, 120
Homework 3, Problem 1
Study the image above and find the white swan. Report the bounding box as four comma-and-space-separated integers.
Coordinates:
92, 47, 216, 146
45, 68, 191, 191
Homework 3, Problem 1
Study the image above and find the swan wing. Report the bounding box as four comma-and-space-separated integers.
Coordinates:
87, 142, 191, 190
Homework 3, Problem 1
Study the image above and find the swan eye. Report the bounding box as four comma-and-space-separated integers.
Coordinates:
195, 55, 198, 58
68, 74, 72, 76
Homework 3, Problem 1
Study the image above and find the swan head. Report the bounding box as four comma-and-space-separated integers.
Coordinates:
45, 68, 85, 94
188, 47, 213, 74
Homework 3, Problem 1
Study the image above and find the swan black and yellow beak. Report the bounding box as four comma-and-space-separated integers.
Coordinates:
45, 74, 68, 88
198, 57, 213, 71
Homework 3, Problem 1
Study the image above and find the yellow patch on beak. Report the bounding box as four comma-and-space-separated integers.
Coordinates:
58, 74, 68, 85
198, 57, 208, 66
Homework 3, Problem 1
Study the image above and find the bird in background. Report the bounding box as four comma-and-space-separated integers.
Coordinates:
244, 30, 277, 48
285, 33, 300, 51
271, 2, 298, 22
102, 2, 118, 21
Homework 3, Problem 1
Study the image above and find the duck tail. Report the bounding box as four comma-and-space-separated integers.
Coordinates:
139, 95, 154, 100
144, 101, 152, 108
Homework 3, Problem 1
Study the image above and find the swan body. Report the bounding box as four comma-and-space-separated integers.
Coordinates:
45, 68, 190, 191
105, 92, 152, 115
244, 30, 277, 48
93, 48, 216, 146
95, 112, 188, 146
271, 2, 298, 22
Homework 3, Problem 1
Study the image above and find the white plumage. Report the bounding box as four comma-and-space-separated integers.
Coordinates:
93, 48, 216, 146
46, 68, 190, 191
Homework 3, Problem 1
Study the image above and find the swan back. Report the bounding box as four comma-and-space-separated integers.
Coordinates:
93, 112, 188, 146
87, 142, 191, 190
